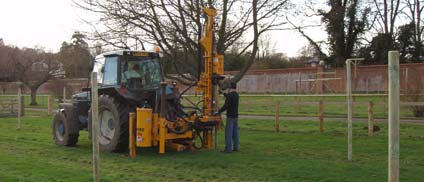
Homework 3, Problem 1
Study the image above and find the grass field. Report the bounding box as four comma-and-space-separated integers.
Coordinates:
0, 112, 423, 181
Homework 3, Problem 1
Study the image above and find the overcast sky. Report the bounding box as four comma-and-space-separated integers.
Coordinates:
0, 0, 321, 57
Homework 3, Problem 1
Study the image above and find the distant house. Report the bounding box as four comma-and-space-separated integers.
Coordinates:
0, 38, 4, 46
305, 57, 320, 68
30, 60, 65, 78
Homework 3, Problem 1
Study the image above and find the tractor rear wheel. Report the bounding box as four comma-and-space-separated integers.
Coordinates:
88, 95, 129, 152
52, 106, 79, 146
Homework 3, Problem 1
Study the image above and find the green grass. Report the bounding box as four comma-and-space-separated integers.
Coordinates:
0, 112, 423, 181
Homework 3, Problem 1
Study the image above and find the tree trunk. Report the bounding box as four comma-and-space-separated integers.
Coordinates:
230, 0, 259, 83
30, 87, 38, 105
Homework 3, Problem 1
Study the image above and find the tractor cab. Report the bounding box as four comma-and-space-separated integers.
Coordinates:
91, 50, 162, 105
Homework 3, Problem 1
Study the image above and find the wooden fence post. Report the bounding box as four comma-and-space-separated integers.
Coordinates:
47, 95, 53, 116
275, 101, 280, 132
388, 51, 400, 182
17, 86, 22, 129
368, 101, 374, 136
129, 112, 136, 158
91, 72, 100, 182
319, 100, 324, 133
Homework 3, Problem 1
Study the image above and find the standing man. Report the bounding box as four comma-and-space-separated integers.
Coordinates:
215, 82, 239, 153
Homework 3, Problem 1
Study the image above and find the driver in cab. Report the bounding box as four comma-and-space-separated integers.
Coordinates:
125, 64, 141, 79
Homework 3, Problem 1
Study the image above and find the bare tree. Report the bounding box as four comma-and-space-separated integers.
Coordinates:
372, 0, 402, 38
75, 0, 289, 84
14, 48, 61, 105
403, 0, 424, 59
0, 45, 18, 82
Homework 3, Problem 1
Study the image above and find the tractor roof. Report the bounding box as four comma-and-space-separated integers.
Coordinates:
101, 50, 157, 57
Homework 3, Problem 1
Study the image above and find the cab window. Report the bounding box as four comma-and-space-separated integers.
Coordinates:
103, 57, 119, 85
121, 56, 160, 89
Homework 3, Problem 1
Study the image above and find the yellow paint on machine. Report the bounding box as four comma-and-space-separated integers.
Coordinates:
132, 52, 149, 57
136, 108, 153, 147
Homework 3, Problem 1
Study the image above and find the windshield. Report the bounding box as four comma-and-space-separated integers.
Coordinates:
122, 56, 161, 89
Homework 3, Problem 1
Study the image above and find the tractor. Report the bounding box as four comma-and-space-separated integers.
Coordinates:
52, 7, 225, 155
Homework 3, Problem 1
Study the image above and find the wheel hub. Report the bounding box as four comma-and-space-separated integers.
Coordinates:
56, 121, 65, 141
99, 109, 116, 145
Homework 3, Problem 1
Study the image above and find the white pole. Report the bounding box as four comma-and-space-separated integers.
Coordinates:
91, 72, 100, 182
345, 58, 364, 161
346, 60, 353, 161
388, 51, 400, 182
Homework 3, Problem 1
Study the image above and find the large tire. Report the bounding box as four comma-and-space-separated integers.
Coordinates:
88, 95, 129, 152
52, 105, 79, 146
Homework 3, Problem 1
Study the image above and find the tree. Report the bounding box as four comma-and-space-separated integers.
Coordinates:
58, 32, 93, 78
76, 0, 289, 84
372, 0, 402, 40
360, 33, 393, 64
291, 0, 371, 67
364, 0, 401, 63
403, 0, 424, 60
322, 0, 372, 66
0, 45, 18, 81
397, 23, 418, 62
13, 47, 61, 105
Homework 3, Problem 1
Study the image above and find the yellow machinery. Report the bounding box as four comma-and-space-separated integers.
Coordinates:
129, 7, 224, 156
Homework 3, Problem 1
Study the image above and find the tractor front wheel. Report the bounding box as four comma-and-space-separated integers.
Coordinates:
52, 107, 79, 146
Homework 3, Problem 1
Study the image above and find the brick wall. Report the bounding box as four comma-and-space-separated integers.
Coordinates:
1, 63, 423, 95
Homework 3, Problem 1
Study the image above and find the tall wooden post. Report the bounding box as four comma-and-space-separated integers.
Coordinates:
346, 59, 353, 161
91, 72, 100, 182
319, 100, 324, 133
388, 51, 400, 182
368, 101, 374, 136
274, 101, 280, 132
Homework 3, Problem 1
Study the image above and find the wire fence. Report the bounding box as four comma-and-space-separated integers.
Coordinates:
182, 94, 424, 119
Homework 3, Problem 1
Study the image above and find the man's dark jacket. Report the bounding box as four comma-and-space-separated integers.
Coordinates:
218, 91, 239, 118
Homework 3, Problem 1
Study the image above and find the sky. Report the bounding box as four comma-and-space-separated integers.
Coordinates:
0, 0, 90, 52
0, 0, 322, 57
